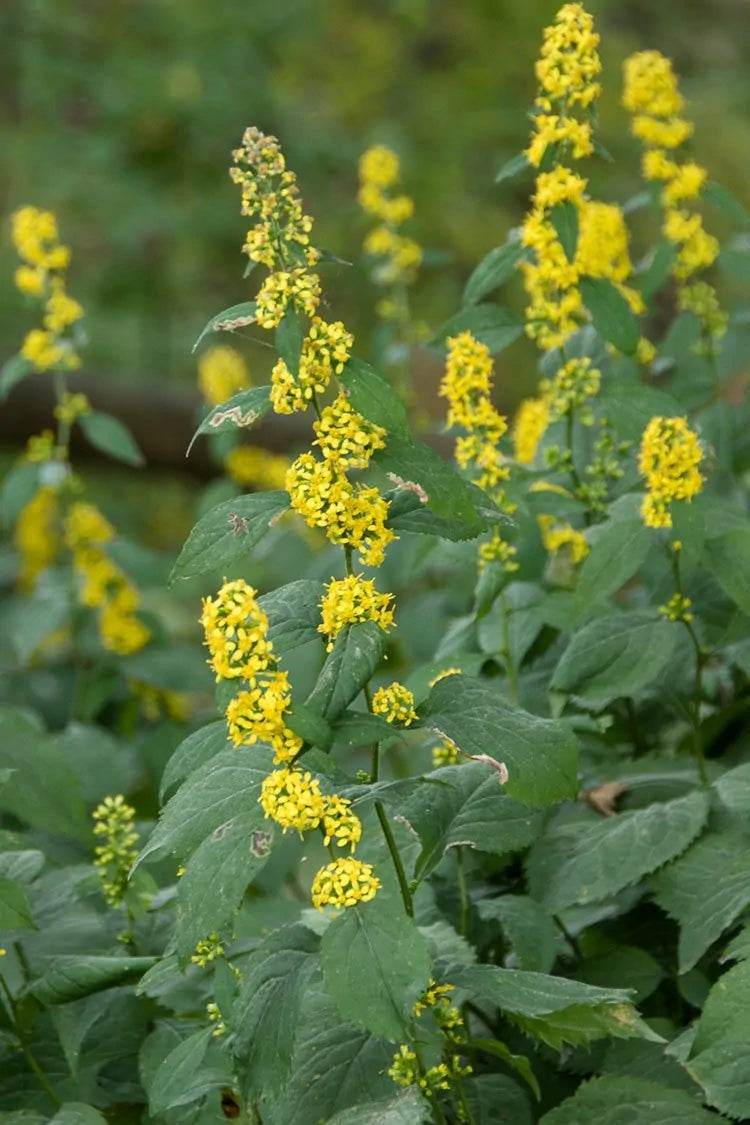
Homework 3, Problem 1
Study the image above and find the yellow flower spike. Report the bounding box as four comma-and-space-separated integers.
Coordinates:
312, 394, 387, 470
638, 416, 704, 529
92, 794, 139, 907
200, 578, 274, 682
321, 795, 363, 850
224, 445, 290, 491
538, 515, 589, 564
270, 318, 354, 414
226, 671, 303, 763
513, 397, 550, 465
191, 934, 224, 967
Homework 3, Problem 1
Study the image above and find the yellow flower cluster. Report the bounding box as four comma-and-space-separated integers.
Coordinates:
66, 502, 150, 656
259, 768, 363, 850
224, 445, 290, 491
255, 267, 321, 330
54, 392, 91, 426
513, 397, 551, 465
432, 739, 461, 767
638, 416, 703, 529
225, 671, 303, 763
372, 682, 418, 726
623, 51, 722, 340
526, 4, 601, 167
191, 934, 224, 967
318, 573, 395, 651
310, 856, 381, 911
12, 206, 84, 372
389, 979, 472, 1100
92, 794, 139, 907
198, 345, 250, 407
359, 145, 422, 305
659, 592, 694, 623
14, 485, 60, 591
200, 578, 273, 681
270, 318, 353, 414
542, 356, 601, 425
538, 514, 589, 564
313, 393, 387, 469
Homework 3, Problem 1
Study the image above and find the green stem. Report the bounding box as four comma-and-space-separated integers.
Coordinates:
671, 548, 709, 786
456, 847, 469, 938
499, 592, 518, 705
0, 972, 61, 1109
375, 799, 413, 918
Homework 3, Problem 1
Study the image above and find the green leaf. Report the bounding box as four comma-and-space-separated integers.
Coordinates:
0, 462, 40, 529
0, 876, 34, 931
539, 1076, 718, 1124
271, 987, 395, 1124
704, 528, 750, 614
420, 674, 579, 807
463, 241, 527, 305
575, 520, 652, 608
326, 1090, 430, 1125
551, 613, 677, 705
137, 746, 274, 866
686, 960, 750, 1118
0, 851, 44, 884
529, 790, 709, 912
49, 1107, 109, 1125
653, 830, 750, 973
0, 355, 32, 400
467, 1073, 535, 1124
477, 895, 558, 974
169, 490, 289, 583
259, 579, 326, 655
0, 709, 89, 842
576, 946, 665, 1003
233, 923, 321, 1099
284, 702, 333, 750
321, 889, 431, 1041
149, 1028, 228, 1114
374, 433, 487, 527
714, 762, 750, 813
454, 964, 647, 1051
398, 764, 543, 882
386, 482, 508, 541
598, 380, 684, 444
704, 181, 749, 226
339, 357, 409, 437
718, 247, 750, 283
192, 300, 257, 351
276, 306, 304, 375
495, 152, 530, 183
331, 711, 396, 751
187, 386, 272, 453
305, 622, 387, 721
120, 642, 211, 693
580, 277, 639, 355
550, 201, 578, 262
78, 411, 144, 467
176, 808, 272, 957
160, 720, 231, 800
430, 303, 524, 354
31, 955, 157, 1005
638, 240, 676, 302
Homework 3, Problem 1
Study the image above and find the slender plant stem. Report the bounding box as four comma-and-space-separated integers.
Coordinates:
375, 799, 413, 918
671, 548, 709, 785
0, 972, 61, 1109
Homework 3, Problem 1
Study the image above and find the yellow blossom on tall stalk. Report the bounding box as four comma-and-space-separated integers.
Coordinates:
358, 144, 422, 323
623, 51, 725, 351
200, 578, 273, 682
197, 345, 250, 407
318, 574, 395, 651
638, 416, 704, 529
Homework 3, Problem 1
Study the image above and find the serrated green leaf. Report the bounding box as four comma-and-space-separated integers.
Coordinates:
718, 247, 750, 282
551, 613, 677, 705
598, 380, 685, 444
160, 720, 231, 800
530, 790, 709, 912
714, 762, 750, 813
176, 808, 272, 957
398, 763, 543, 882
539, 1076, 718, 1123
169, 490, 289, 583
550, 201, 578, 262
653, 830, 750, 973
0, 462, 40, 529
192, 300, 257, 351
0, 876, 34, 931
420, 674, 579, 807
375, 434, 483, 527
305, 621, 387, 721
577, 946, 665, 1003
339, 357, 409, 436
430, 303, 524, 354
232, 923, 320, 1099
686, 960, 750, 1118
187, 386, 272, 453
704, 528, 750, 614
478, 895, 558, 973
31, 955, 156, 1005
331, 711, 396, 750
326, 1089, 430, 1125
495, 151, 530, 183
321, 890, 431, 1041
580, 277, 639, 355
78, 411, 145, 467
467, 1073, 535, 1124
575, 520, 652, 608
463, 241, 527, 304
704, 180, 749, 226
386, 482, 509, 542
0, 851, 44, 884
149, 1028, 229, 1114
137, 747, 274, 866
259, 578, 326, 655
49, 1106, 108, 1125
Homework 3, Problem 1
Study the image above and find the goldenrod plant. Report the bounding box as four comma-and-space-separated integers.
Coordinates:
2, 6, 750, 1122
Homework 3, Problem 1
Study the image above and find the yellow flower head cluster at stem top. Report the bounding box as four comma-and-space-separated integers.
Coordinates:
64, 502, 150, 655
200, 578, 273, 682
311, 856, 381, 911
623, 51, 722, 328
198, 345, 250, 407
260, 767, 362, 848
372, 682, 418, 727
12, 206, 84, 372
225, 670, 303, 763
224, 445, 290, 492
318, 573, 395, 651
358, 145, 422, 300
313, 393, 387, 469
538, 515, 589, 564
526, 4, 601, 167
638, 415, 704, 529
14, 485, 60, 591
285, 452, 394, 567
92, 795, 139, 908
270, 318, 354, 414
512, 396, 551, 466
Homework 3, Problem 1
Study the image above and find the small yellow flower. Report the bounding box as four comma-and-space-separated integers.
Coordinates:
319, 574, 395, 651
372, 682, 418, 726
311, 857, 381, 911
259, 768, 326, 834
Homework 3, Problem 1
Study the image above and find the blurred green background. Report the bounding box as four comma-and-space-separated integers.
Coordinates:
1, 0, 748, 396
